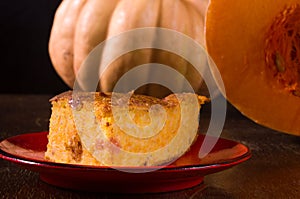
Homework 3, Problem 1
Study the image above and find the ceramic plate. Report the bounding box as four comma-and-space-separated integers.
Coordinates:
0, 132, 251, 193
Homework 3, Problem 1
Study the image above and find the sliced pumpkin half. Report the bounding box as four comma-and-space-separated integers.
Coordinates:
206, 0, 300, 136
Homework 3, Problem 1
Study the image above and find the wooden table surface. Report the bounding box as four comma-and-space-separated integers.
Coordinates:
0, 94, 299, 198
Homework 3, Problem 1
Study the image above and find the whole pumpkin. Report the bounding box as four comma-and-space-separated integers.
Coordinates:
49, 0, 208, 97
205, 0, 300, 136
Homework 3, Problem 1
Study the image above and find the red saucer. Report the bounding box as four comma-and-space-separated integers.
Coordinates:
0, 132, 251, 193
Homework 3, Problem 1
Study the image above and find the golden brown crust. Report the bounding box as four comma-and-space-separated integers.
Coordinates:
50, 90, 209, 108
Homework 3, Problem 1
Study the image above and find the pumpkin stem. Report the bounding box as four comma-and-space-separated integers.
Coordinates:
265, 4, 300, 96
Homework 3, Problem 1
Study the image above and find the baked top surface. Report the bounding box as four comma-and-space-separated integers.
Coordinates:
50, 90, 208, 109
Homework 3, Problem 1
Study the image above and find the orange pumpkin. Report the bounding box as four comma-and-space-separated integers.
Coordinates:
206, 0, 300, 136
49, 0, 208, 97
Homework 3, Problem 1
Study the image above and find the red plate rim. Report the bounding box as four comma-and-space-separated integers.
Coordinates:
0, 131, 251, 172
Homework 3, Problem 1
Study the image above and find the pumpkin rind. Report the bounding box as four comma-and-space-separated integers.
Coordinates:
49, 0, 87, 87
98, 0, 161, 94
73, 0, 119, 75
206, 0, 300, 136
48, 0, 208, 96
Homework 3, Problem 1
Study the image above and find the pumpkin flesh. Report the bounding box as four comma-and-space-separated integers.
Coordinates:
206, 0, 300, 136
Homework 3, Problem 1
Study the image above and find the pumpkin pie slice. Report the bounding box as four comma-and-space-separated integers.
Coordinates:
45, 91, 208, 166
